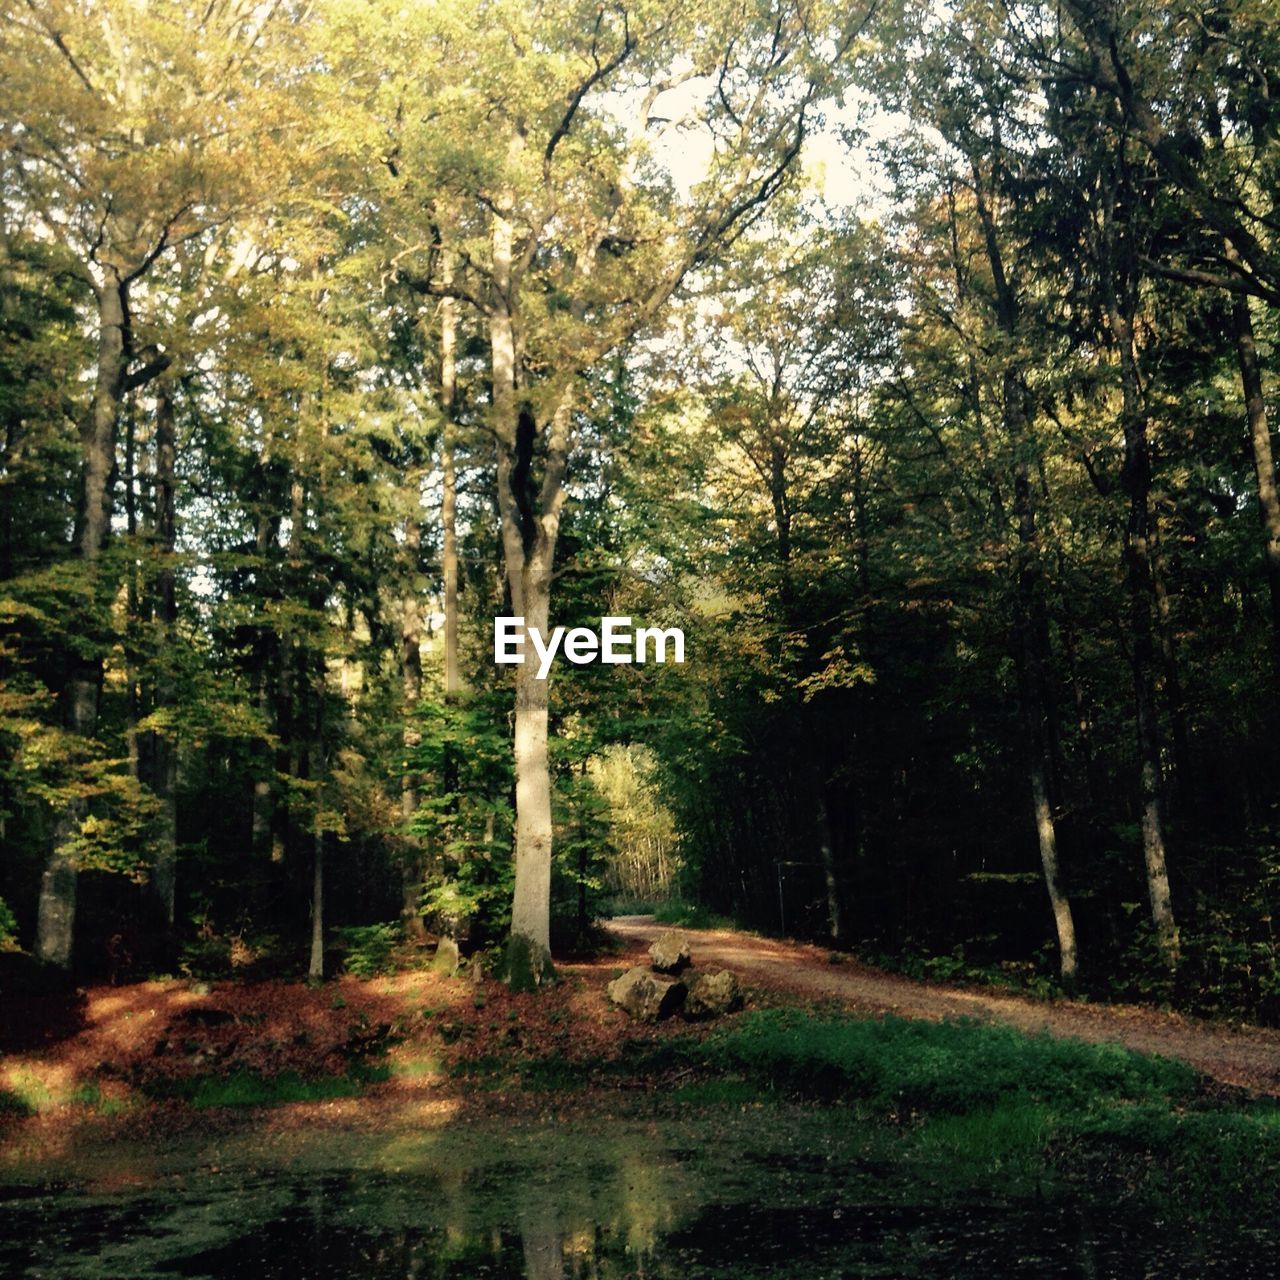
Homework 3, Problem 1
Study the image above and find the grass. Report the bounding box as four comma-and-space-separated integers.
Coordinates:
691, 1008, 1280, 1223
911, 1099, 1054, 1171
0, 1072, 133, 1116
701, 1010, 1197, 1113
652, 901, 738, 930
159, 1068, 383, 1108
671, 1078, 763, 1106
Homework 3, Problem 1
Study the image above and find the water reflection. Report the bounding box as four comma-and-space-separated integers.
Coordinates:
0, 1115, 1274, 1279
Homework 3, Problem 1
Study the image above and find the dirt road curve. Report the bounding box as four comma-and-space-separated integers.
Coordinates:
607, 916, 1280, 1095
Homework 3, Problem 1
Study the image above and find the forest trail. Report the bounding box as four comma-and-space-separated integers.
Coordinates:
607, 917, 1280, 1096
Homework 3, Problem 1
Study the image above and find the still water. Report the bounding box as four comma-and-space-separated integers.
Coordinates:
0, 1110, 1273, 1278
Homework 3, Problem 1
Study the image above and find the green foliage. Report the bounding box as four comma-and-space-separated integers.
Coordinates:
408, 695, 514, 941
864, 944, 1062, 1002
913, 1099, 1053, 1172
0, 897, 18, 952
334, 922, 402, 979
1063, 1101, 1280, 1222
703, 1010, 1198, 1114
652, 901, 738, 930
178, 919, 284, 981
591, 745, 681, 905
1106, 841, 1280, 1022
2, 0, 1280, 1030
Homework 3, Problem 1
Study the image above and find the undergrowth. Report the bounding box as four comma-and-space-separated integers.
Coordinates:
148, 1064, 391, 1108
651, 901, 738, 930
696, 1009, 1280, 1223
702, 1010, 1196, 1112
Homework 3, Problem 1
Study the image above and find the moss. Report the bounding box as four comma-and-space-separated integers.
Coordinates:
500, 933, 556, 993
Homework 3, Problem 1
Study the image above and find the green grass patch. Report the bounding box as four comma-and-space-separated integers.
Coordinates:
0, 1074, 133, 1116
670, 1078, 764, 1106
1060, 1098, 1280, 1221
913, 1098, 1053, 1171
146, 1064, 390, 1109
652, 901, 737, 930
702, 1010, 1197, 1114
692, 1008, 1280, 1223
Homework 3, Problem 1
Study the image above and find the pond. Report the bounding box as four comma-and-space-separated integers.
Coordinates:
0, 1108, 1272, 1278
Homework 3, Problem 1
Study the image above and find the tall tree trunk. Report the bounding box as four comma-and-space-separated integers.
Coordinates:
150, 383, 179, 929
308, 714, 325, 979
508, 561, 555, 972
251, 513, 277, 865
1150, 511, 1193, 816
124, 396, 143, 784
426, 283, 462, 940
400, 508, 427, 943
815, 791, 843, 945
971, 169, 1079, 985
1228, 269, 1280, 672
1014, 449, 1079, 986
489, 196, 570, 987
441, 287, 461, 701
309, 827, 325, 981
37, 271, 128, 968
1109, 298, 1180, 969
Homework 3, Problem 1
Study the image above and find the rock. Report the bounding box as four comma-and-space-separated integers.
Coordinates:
607, 966, 686, 1021
648, 930, 692, 974
684, 969, 742, 1019
430, 936, 461, 977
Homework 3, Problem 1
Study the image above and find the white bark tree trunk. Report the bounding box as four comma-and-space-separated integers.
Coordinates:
487, 196, 572, 986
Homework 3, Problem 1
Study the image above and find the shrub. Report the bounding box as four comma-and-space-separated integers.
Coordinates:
334, 923, 401, 979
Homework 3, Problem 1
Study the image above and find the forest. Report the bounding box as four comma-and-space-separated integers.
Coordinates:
8, 3, 1280, 1275
3, 0, 1280, 1021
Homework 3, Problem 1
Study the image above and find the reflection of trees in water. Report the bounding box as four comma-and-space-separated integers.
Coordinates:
10, 1116, 1243, 1279
518, 1175, 564, 1280
508, 1134, 685, 1279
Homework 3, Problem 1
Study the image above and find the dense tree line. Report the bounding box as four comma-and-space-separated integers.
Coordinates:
2, 0, 1278, 1019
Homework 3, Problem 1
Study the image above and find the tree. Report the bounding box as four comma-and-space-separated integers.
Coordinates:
1, 0, 300, 966
866, 1, 1081, 980
1045, 0, 1280, 666
375, 0, 870, 983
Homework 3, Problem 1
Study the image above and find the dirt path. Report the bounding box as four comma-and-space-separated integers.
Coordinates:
607, 916, 1280, 1096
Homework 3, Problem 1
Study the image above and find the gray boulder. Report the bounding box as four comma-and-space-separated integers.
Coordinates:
684, 969, 742, 1019
607, 966, 687, 1021
648, 930, 692, 974
430, 936, 461, 977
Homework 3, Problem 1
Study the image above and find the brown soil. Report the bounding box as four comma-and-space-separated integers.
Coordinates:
609, 916, 1280, 1096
